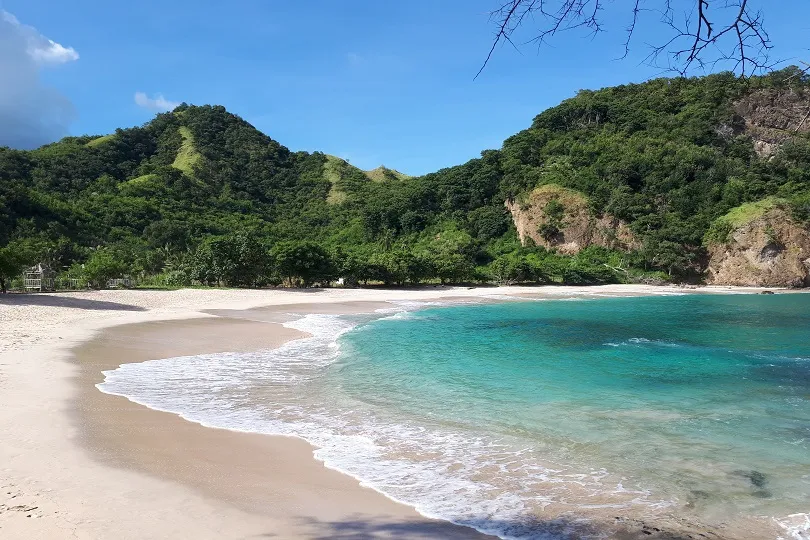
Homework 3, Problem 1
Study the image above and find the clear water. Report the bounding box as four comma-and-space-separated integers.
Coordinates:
98, 294, 810, 539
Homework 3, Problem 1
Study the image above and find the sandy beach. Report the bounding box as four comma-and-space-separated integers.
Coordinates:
0, 284, 794, 539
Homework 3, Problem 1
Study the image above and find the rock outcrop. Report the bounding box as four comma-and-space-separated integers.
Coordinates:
706, 205, 810, 287
733, 88, 810, 158
506, 184, 637, 255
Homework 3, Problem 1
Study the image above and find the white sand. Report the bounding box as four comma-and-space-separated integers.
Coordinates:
0, 284, 785, 539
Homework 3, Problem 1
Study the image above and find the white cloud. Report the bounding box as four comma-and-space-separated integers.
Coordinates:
30, 40, 80, 64
2, 10, 79, 65
134, 92, 181, 112
0, 10, 78, 149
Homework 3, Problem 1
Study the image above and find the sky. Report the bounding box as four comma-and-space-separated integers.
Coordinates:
2, 1, 809, 175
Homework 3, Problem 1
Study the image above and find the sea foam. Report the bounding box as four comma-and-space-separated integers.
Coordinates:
98, 294, 810, 540
97, 308, 666, 539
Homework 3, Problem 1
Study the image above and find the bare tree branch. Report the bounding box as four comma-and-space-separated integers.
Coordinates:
620, 0, 644, 60
479, 0, 776, 78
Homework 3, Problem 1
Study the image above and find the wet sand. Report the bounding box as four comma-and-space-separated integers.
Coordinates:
72, 308, 492, 539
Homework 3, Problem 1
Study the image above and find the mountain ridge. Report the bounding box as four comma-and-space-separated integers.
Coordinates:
1, 68, 809, 289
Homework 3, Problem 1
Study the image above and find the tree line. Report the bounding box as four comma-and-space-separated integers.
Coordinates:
1, 69, 808, 292
1, 229, 652, 291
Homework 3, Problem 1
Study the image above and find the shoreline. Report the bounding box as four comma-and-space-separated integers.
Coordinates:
0, 285, 801, 539
76, 310, 491, 539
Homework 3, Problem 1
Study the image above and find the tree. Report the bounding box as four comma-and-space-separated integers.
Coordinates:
191, 232, 269, 287
368, 250, 411, 286
650, 240, 699, 278
561, 261, 618, 285
480, 1, 779, 79
271, 241, 336, 287
333, 248, 374, 286
467, 205, 511, 242
83, 248, 128, 289
144, 220, 193, 251
0, 239, 41, 293
489, 253, 533, 284
538, 198, 565, 241
429, 250, 474, 284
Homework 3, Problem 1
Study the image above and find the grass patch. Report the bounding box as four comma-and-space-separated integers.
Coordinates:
718, 197, 784, 228
86, 134, 115, 148
118, 174, 160, 195
704, 197, 787, 245
531, 183, 589, 206
364, 166, 411, 183
172, 126, 202, 176
123, 174, 157, 186
324, 155, 350, 204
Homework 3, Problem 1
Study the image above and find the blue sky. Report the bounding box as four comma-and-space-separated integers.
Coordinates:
2, 1, 809, 175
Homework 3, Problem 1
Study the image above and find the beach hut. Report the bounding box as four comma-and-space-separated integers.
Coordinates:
23, 263, 55, 292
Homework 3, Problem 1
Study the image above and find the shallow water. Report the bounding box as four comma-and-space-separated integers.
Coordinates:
98, 294, 810, 539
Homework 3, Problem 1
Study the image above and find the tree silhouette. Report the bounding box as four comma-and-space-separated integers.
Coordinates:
478, 0, 780, 78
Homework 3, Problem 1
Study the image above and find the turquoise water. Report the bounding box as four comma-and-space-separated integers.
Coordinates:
334, 295, 810, 530
99, 294, 810, 538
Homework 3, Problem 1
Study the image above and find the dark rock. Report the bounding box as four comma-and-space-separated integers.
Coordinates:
759, 242, 784, 262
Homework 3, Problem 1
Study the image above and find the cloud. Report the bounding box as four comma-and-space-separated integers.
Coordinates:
1, 10, 79, 65
0, 10, 78, 149
134, 92, 181, 113
29, 40, 80, 64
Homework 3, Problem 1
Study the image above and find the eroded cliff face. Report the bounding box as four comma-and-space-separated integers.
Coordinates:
706, 209, 810, 287
505, 184, 637, 255
733, 88, 810, 158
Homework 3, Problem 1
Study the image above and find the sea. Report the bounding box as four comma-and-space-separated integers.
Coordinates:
97, 293, 810, 539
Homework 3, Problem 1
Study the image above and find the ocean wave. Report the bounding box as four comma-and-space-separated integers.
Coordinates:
97, 311, 675, 540
603, 338, 685, 349
775, 512, 810, 540
387, 300, 453, 309
370, 300, 454, 321
480, 294, 536, 302
747, 352, 810, 363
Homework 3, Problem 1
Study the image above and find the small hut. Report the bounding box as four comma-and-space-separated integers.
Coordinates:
24, 263, 55, 292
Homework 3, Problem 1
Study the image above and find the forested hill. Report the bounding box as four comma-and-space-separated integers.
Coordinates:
1, 68, 809, 290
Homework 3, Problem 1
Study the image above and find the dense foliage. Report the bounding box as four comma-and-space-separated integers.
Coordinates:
1, 69, 808, 289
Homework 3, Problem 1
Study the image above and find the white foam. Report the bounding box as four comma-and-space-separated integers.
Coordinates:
481, 294, 534, 301
776, 513, 810, 540
604, 337, 685, 349
96, 312, 674, 539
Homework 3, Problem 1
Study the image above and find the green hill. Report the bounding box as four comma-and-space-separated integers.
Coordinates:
364, 166, 411, 183
322, 157, 411, 204
1, 68, 809, 289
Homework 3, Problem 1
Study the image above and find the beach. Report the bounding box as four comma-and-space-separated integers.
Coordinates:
0, 285, 797, 539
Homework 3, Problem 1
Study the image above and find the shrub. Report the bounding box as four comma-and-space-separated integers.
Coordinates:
561, 262, 618, 285
83, 249, 128, 289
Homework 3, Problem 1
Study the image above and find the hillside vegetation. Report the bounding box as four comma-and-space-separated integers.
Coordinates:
1, 68, 809, 290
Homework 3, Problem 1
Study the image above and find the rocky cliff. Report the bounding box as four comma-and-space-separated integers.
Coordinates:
506, 184, 637, 255
706, 202, 810, 287
733, 88, 810, 158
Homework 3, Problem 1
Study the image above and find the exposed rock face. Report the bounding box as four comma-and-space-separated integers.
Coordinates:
733, 89, 810, 158
706, 209, 810, 287
505, 184, 637, 255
